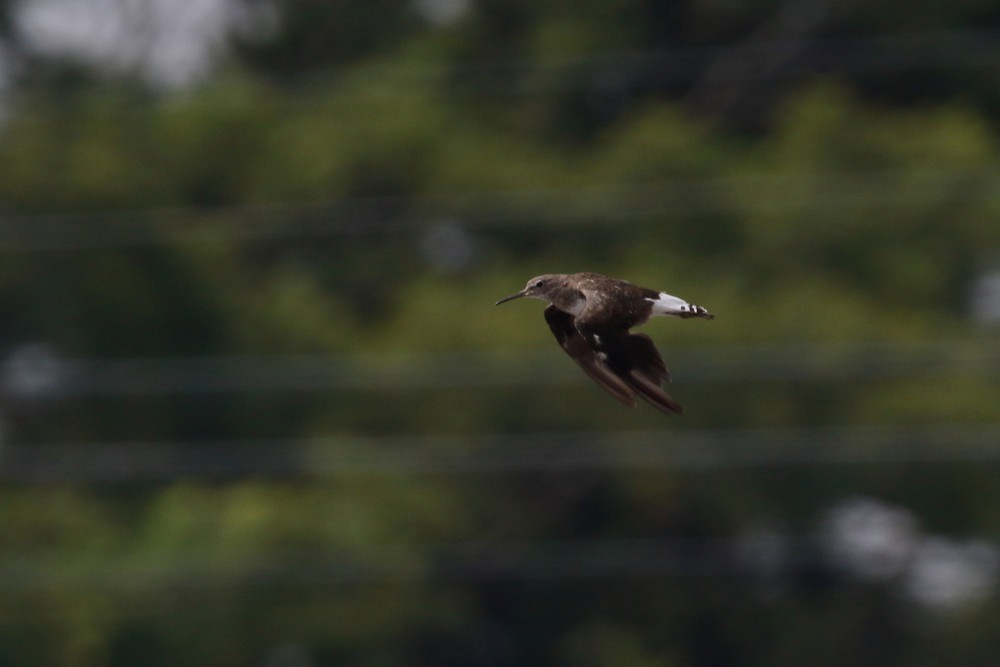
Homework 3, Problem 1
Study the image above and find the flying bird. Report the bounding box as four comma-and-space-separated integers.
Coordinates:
496, 272, 714, 414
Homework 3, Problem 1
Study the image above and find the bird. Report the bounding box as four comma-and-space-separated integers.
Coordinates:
495, 272, 714, 414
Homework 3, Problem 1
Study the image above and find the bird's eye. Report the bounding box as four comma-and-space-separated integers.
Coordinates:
534, 280, 545, 288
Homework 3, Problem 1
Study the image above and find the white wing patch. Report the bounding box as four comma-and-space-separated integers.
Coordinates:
646, 292, 710, 318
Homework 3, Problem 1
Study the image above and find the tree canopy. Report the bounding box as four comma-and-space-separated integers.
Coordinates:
0, 1, 999, 665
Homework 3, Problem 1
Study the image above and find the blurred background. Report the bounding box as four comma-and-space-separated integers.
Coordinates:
0, 0, 998, 665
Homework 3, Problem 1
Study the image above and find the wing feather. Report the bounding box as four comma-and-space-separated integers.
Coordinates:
544, 305, 683, 414
615, 333, 683, 415
544, 305, 636, 406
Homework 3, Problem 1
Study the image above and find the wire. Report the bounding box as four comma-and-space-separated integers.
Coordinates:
4, 27, 999, 107
4, 338, 996, 398
0, 535, 800, 590
3, 423, 1000, 591
0, 167, 997, 249
3, 423, 999, 482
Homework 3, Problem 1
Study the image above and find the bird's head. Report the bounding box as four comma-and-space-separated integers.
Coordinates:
495, 275, 561, 305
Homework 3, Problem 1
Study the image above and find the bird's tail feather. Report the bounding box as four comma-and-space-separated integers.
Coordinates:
647, 292, 714, 320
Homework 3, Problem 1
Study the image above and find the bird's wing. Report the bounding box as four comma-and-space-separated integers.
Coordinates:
611, 333, 683, 414
619, 332, 671, 385
572, 307, 682, 415
543, 305, 636, 406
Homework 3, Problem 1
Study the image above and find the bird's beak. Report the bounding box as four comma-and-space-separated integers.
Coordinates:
495, 290, 527, 305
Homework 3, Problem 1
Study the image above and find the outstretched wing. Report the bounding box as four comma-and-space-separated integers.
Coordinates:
544, 305, 683, 414
544, 305, 636, 406
609, 332, 683, 415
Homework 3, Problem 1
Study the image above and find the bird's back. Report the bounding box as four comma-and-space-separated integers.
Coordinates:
569, 273, 658, 330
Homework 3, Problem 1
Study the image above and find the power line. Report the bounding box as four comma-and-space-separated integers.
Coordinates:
0, 167, 997, 249
2, 423, 998, 482
4, 27, 999, 107
282, 29, 1000, 99
4, 338, 997, 398
0, 511, 993, 597
0, 535, 800, 590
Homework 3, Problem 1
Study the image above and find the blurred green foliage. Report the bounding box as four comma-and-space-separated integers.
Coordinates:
0, 0, 999, 665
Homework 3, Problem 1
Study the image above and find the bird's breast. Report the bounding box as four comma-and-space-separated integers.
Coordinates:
554, 295, 586, 317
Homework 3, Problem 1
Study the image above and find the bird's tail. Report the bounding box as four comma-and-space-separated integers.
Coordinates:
646, 292, 714, 320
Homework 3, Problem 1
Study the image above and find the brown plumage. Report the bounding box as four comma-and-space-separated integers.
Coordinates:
496, 272, 714, 415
